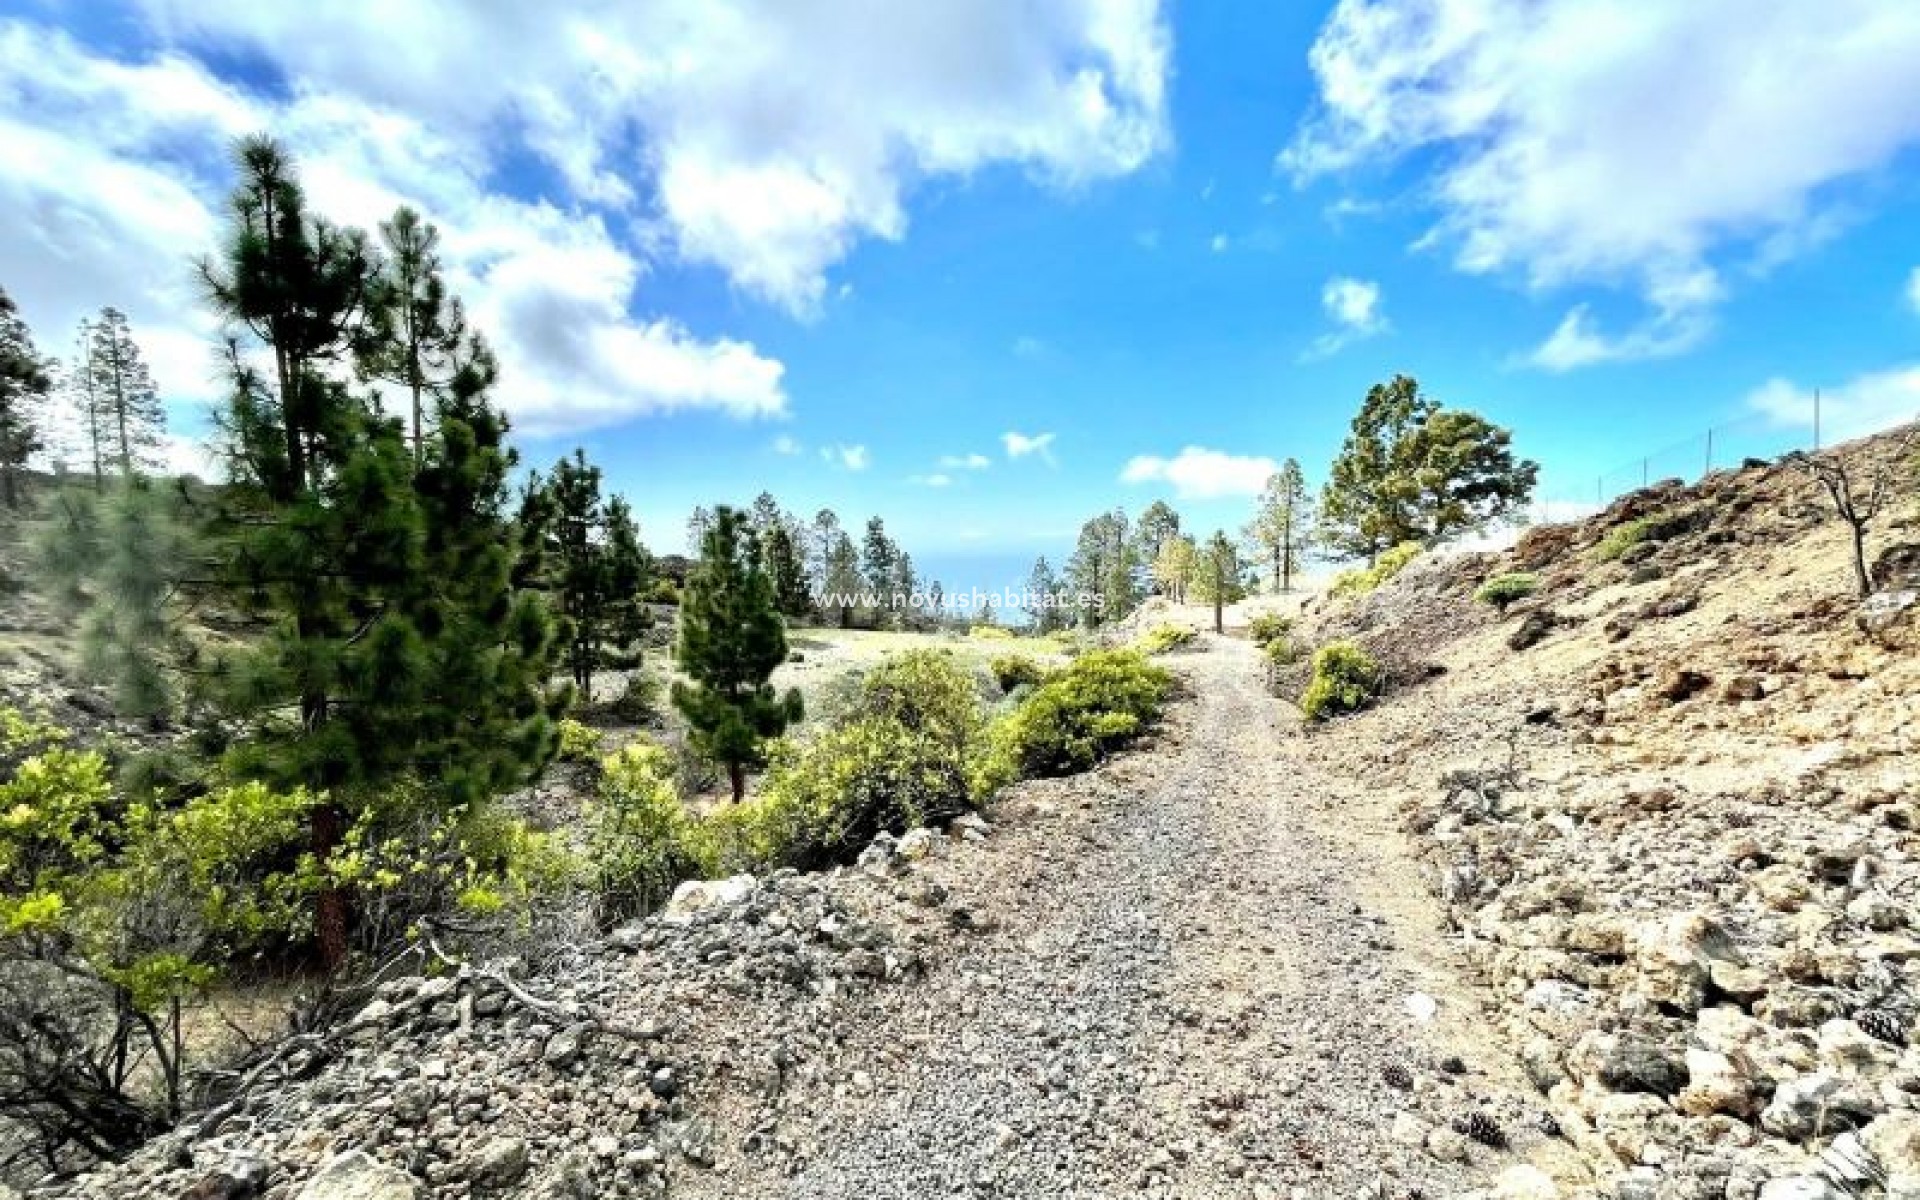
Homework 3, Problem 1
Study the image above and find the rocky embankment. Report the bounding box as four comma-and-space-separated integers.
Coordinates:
1294, 430, 1920, 1199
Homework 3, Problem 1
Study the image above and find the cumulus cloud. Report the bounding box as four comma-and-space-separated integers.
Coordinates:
771, 434, 803, 455
127, 0, 1172, 315
1302, 275, 1386, 360
1283, 0, 1920, 364
937, 452, 992, 470
907, 473, 953, 488
1908, 266, 1920, 314
1209, 233, 1229, 254
821, 444, 870, 471
1002, 431, 1057, 463
0, 21, 786, 437
1120, 446, 1277, 499
1747, 366, 1920, 443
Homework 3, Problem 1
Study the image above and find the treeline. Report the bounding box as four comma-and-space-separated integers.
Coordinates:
1041, 373, 1538, 630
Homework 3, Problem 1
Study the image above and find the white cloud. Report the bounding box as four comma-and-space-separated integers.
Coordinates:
937, 452, 992, 470
1012, 336, 1046, 359
1746, 365, 1920, 443
1284, 0, 1920, 363
128, 0, 1173, 315
1002, 431, 1057, 463
771, 434, 803, 455
821, 443, 870, 471
0, 21, 786, 438
1121, 446, 1277, 500
1303, 275, 1386, 360
1209, 233, 1229, 253
1907, 266, 1920, 314
908, 473, 953, 488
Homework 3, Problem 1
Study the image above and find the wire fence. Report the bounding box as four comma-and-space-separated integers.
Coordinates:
1523, 392, 1869, 528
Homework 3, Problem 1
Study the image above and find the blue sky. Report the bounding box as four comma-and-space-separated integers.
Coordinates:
6, 1, 1920, 589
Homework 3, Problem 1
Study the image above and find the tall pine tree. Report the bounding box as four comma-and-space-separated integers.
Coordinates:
0, 286, 51, 508
672, 506, 802, 802
359, 206, 476, 465
1246, 460, 1313, 592
85, 308, 166, 478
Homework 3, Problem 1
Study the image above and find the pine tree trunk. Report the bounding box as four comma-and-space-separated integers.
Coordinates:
1213, 596, 1223, 634
727, 761, 745, 804
311, 798, 349, 971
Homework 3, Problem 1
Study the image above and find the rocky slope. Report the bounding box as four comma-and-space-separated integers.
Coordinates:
1288, 427, 1920, 1199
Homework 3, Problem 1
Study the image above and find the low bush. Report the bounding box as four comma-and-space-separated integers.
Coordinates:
969, 625, 1015, 641
1329, 542, 1423, 599
589, 740, 710, 921
645, 578, 681, 606
1299, 641, 1382, 721
989, 654, 1048, 693
607, 671, 664, 724
996, 649, 1172, 777
1474, 572, 1540, 612
555, 717, 601, 762
1246, 613, 1292, 649
1135, 623, 1196, 655
705, 651, 1010, 872
1595, 518, 1656, 562
1262, 635, 1304, 667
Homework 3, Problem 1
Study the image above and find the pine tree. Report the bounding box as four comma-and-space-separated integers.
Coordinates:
1320, 375, 1538, 562
402, 330, 566, 805
1152, 535, 1197, 605
85, 309, 166, 478
672, 506, 802, 802
1067, 510, 1136, 628
823, 531, 860, 628
1027, 556, 1064, 633
686, 505, 714, 556
1193, 531, 1243, 634
359, 207, 475, 464
808, 508, 842, 592
862, 516, 896, 628
197, 135, 416, 969
1135, 500, 1182, 580
1246, 460, 1314, 592
764, 523, 811, 618
0, 286, 51, 508
66, 317, 108, 487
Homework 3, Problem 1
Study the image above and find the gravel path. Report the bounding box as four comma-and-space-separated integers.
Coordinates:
680, 634, 1576, 1200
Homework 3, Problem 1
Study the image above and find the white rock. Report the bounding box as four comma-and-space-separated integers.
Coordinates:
661, 874, 757, 925
1492, 1164, 1559, 1199
1404, 992, 1439, 1022
1757, 1178, 1846, 1200
296, 1151, 419, 1200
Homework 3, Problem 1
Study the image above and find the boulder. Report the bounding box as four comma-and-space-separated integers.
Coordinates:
661, 874, 757, 925
295, 1152, 419, 1200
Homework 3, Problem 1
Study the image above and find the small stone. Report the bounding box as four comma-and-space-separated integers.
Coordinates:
295, 1151, 419, 1200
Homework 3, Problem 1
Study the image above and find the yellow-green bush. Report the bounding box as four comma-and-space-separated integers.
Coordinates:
996, 649, 1171, 777
1246, 612, 1292, 649
1135, 623, 1196, 655
701, 650, 1011, 872
1474, 572, 1540, 612
1596, 517, 1656, 562
589, 740, 710, 919
989, 654, 1048, 693
1329, 542, 1423, 599
1262, 635, 1303, 667
969, 624, 1015, 641
1299, 641, 1382, 721
556, 717, 602, 762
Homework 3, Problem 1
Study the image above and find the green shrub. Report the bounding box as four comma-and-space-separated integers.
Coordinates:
1246, 613, 1292, 648
1262, 635, 1304, 667
997, 649, 1172, 777
706, 650, 1010, 871
608, 671, 664, 724
969, 625, 1015, 641
1299, 641, 1383, 721
1329, 542, 1423, 599
1474, 572, 1540, 612
1135, 623, 1196, 655
1595, 518, 1656, 562
590, 740, 710, 920
646, 578, 681, 605
556, 717, 601, 762
989, 654, 1048, 693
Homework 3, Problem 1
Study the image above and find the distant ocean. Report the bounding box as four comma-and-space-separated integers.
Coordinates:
908, 548, 1067, 626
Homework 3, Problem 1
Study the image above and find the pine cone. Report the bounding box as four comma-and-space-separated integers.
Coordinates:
1381, 1062, 1413, 1090
1857, 1008, 1908, 1046
1450, 1111, 1506, 1149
